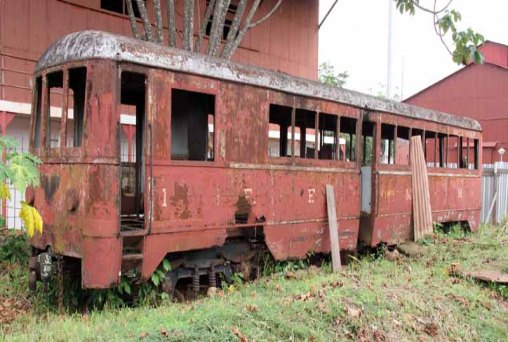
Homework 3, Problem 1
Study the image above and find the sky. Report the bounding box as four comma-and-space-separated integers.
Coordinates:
318, 0, 508, 99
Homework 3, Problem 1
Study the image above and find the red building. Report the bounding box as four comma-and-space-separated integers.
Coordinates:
405, 41, 508, 164
0, 0, 319, 227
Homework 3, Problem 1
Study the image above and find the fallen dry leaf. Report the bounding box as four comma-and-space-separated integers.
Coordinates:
245, 304, 259, 312
345, 305, 361, 318
423, 322, 439, 337
373, 328, 386, 342
448, 262, 461, 276
329, 280, 344, 288
285, 271, 297, 280
232, 326, 248, 342
139, 332, 148, 340
161, 328, 168, 337
296, 292, 313, 302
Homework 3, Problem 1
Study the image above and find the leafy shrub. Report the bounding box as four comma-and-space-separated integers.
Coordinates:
0, 231, 29, 265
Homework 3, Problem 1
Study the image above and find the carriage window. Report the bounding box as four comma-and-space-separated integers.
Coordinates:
67, 67, 87, 147
340, 117, 356, 162
34, 77, 42, 148
458, 136, 466, 169
318, 113, 337, 160
396, 126, 410, 165
268, 104, 292, 158
448, 135, 459, 168
437, 133, 447, 168
171, 89, 215, 161
425, 131, 437, 167
362, 121, 375, 166
380, 124, 395, 164
46, 71, 64, 149
295, 109, 316, 159
460, 137, 477, 169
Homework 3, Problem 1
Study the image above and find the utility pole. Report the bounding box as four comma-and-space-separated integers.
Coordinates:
387, 0, 393, 99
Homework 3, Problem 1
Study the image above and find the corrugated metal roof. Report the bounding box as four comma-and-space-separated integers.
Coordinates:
36, 31, 481, 131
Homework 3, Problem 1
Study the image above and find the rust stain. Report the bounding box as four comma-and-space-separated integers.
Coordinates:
170, 183, 192, 220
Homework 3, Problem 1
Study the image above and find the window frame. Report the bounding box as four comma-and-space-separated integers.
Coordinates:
167, 81, 219, 166
267, 99, 359, 168
31, 63, 89, 156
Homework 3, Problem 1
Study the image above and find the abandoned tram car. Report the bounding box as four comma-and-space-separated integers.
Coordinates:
28, 31, 482, 291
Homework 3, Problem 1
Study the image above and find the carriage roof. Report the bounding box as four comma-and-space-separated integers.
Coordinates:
36, 30, 481, 132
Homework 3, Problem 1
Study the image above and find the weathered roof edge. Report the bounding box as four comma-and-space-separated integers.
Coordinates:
36, 31, 481, 131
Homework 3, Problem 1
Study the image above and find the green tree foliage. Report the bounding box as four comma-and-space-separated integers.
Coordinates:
394, 0, 484, 64
318, 62, 349, 88
0, 136, 42, 237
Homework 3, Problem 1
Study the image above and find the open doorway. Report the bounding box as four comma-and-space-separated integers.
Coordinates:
120, 71, 146, 231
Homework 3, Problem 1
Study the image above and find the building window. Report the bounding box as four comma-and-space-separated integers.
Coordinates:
318, 113, 337, 160
268, 104, 292, 158
205, 1, 238, 40
171, 89, 215, 161
100, 0, 142, 17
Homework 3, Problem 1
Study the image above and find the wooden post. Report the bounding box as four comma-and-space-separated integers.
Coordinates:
326, 184, 341, 272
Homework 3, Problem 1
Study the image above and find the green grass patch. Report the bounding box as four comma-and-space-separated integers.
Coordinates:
1, 224, 507, 340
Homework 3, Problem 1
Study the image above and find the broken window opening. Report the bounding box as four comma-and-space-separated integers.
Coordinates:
34, 77, 43, 148
268, 104, 292, 158
120, 71, 146, 225
171, 89, 215, 161
380, 124, 395, 165
458, 136, 466, 169
437, 133, 448, 168
67, 67, 87, 148
473, 139, 479, 170
46, 71, 64, 149
396, 126, 410, 165
318, 113, 337, 160
339, 117, 357, 162
361, 121, 375, 166
295, 109, 316, 159
424, 131, 437, 167
448, 135, 459, 168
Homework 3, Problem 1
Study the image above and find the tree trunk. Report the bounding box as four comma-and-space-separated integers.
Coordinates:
166, 0, 177, 47
207, 0, 231, 57
195, 0, 216, 53
153, 0, 164, 43
125, 0, 141, 40
221, 0, 248, 57
182, 0, 195, 50
221, 0, 261, 60
136, 0, 153, 42
222, 0, 282, 60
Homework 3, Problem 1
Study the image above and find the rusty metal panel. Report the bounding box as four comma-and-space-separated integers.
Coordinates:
82, 236, 121, 288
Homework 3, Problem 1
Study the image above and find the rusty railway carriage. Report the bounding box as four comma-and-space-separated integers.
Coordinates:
28, 31, 482, 291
